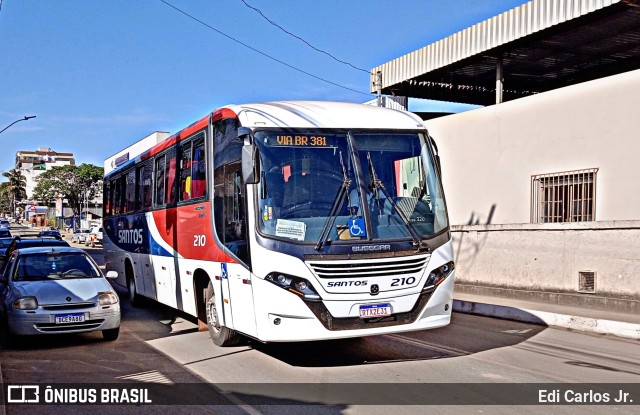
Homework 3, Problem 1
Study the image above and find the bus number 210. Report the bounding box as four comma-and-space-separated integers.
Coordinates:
390, 276, 416, 287
194, 235, 206, 246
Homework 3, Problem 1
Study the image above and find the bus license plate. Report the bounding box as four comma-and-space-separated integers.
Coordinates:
55, 313, 85, 324
359, 303, 392, 319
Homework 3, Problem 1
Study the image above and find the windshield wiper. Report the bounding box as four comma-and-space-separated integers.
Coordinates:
366, 152, 428, 250
315, 151, 351, 251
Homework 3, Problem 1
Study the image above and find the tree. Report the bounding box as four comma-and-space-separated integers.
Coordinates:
0, 182, 11, 215
1, 169, 27, 216
32, 164, 104, 217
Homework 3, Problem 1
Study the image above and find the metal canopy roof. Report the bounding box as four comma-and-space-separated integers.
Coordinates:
371, 0, 640, 106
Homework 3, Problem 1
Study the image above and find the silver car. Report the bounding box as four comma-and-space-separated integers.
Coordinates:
0, 246, 120, 345
71, 229, 91, 244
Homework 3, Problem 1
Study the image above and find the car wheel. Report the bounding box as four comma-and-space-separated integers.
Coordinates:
0, 317, 17, 349
205, 281, 241, 347
102, 327, 119, 341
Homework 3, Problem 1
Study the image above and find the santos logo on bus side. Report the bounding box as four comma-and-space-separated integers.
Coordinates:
118, 229, 144, 244
326, 280, 368, 288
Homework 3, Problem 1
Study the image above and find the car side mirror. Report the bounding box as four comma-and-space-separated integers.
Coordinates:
105, 271, 118, 279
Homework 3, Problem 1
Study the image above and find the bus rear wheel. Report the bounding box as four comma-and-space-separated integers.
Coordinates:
205, 281, 240, 347
126, 264, 142, 308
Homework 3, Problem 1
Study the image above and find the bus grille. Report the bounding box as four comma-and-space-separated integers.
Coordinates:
306, 254, 430, 279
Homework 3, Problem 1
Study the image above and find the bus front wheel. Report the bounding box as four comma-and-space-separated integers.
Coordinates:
205, 281, 240, 347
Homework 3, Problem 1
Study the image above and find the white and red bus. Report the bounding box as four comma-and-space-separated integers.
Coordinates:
103, 101, 454, 346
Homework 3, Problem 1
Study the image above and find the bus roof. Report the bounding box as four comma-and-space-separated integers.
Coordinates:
106, 101, 425, 178
228, 101, 424, 130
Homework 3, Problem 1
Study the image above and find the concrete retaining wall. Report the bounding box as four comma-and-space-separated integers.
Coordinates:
452, 221, 640, 298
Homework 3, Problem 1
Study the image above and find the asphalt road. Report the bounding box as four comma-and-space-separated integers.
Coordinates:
1, 226, 639, 414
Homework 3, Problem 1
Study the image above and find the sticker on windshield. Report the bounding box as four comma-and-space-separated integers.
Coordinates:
275, 219, 306, 241
348, 218, 367, 238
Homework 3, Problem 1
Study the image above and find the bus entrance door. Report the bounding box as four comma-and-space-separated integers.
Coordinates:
225, 262, 257, 337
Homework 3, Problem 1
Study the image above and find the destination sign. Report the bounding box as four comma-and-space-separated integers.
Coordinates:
261, 133, 339, 148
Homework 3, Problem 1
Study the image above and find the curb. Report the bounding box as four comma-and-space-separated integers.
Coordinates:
453, 299, 640, 340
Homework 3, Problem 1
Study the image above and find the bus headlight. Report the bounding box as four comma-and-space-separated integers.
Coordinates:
265, 273, 321, 301
422, 261, 455, 293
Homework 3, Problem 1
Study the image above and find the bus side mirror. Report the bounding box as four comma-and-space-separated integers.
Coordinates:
242, 145, 260, 184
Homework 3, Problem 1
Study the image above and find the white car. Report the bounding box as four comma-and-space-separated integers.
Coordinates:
85, 226, 104, 247
72, 229, 91, 244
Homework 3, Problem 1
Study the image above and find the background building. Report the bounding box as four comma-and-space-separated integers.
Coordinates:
15, 147, 75, 199
372, 0, 640, 310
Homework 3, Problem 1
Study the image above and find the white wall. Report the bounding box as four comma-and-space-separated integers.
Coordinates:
425, 69, 640, 226
104, 131, 169, 175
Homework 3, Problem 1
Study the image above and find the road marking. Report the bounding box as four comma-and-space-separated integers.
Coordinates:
127, 329, 263, 415
117, 370, 174, 384
384, 333, 470, 357
502, 329, 533, 334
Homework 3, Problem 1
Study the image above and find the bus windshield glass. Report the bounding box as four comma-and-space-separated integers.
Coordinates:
254, 130, 448, 244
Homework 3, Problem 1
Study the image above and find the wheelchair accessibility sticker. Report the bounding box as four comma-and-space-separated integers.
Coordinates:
348, 218, 367, 237
221, 263, 228, 279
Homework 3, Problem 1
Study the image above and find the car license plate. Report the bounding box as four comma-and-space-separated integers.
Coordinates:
359, 303, 392, 319
55, 313, 85, 324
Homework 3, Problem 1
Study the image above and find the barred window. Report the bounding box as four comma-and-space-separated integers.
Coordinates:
531, 168, 597, 223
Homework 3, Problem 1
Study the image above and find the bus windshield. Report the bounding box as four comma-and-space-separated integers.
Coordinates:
254, 130, 448, 244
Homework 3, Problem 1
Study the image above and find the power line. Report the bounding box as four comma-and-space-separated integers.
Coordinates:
239, 0, 370, 74
159, 0, 370, 96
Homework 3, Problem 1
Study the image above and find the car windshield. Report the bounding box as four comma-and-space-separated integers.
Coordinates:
254, 130, 448, 244
13, 252, 101, 281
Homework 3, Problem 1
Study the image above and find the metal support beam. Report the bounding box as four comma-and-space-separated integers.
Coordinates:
376, 71, 382, 107
496, 56, 504, 104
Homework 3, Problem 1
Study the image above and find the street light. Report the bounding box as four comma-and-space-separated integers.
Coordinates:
0, 115, 36, 135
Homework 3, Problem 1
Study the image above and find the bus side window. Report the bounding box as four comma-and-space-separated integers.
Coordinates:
155, 155, 166, 206
104, 181, 111, 217
137, 162, 153, 210
191, 139, 206, 198
165, 149, 177, 205
180, 142, 192, 201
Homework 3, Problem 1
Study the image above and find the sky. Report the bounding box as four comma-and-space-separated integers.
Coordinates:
0, 0, 526, 173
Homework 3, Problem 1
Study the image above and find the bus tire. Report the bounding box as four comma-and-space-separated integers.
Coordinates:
126, 262, 142, 307
205, 281, 241, 347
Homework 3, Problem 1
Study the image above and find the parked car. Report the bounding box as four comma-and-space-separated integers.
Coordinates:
85, 226, 103, 247
0, 237, 70, 273
0, 246, 120, 345
72, 229, 91, 244
0, 219, 10, 228
0, 229, 11, 238
38, 229, 62, 239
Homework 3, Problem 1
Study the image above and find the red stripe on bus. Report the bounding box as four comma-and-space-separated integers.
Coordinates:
151, 203, 233, 263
